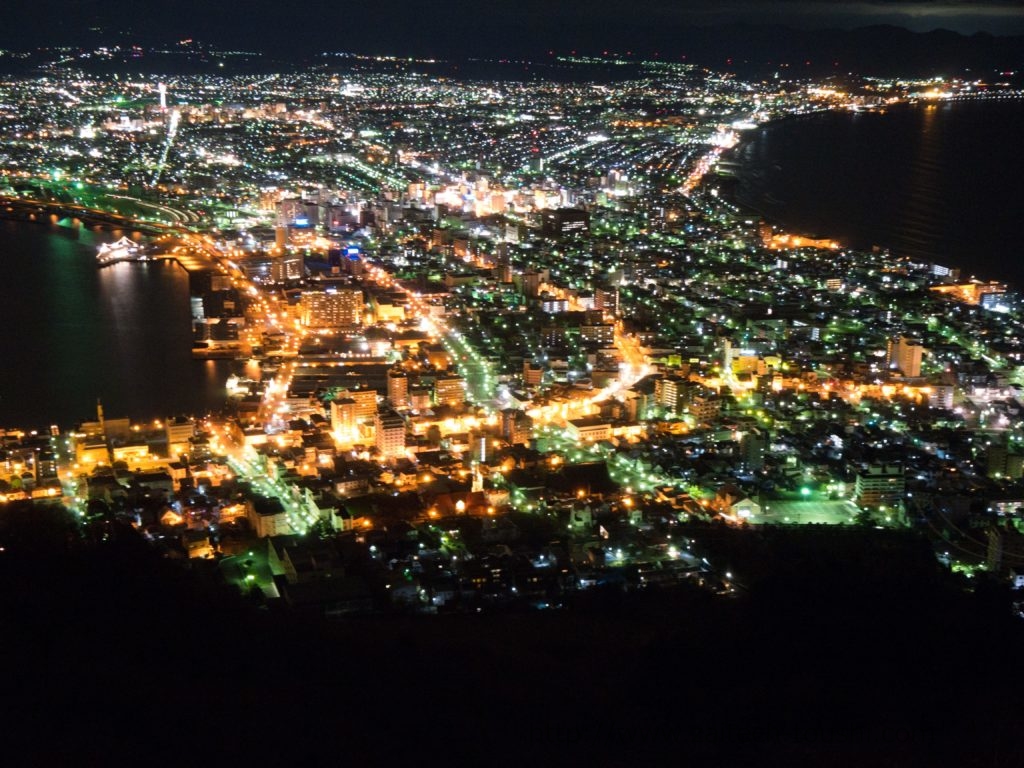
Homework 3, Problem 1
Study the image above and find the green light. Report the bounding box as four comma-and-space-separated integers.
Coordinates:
800, 487, 811, 497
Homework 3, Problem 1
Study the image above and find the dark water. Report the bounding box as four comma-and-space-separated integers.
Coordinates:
733, 99, 1024, 285
0, 220, 235, 429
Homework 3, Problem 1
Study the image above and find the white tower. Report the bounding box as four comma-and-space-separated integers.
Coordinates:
158, 82, 167, 110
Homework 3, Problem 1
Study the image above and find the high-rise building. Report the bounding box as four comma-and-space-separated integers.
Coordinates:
434, 376, 466, 407
330, 398, 359, 442
929, 385, 955, 409
501, 409, 533, 446
523, 362, 544, 388
165, 417, 194, 455
469, 431, 490, 463
987, 441, 1024, 479
541, 208, 589, 236
334, 388, 378, 422
740, 429, 767, 471
854, 464, 904, 507
580, 324, 614, 347
887, 336, 923, 378
240, 253, 303, 284
655, 376, 691, 414
375, 410, 407, 459
387, 370, 409, 408
300, 288, 363, 328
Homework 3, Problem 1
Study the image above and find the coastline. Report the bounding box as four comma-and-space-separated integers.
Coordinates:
0, 222, 234, 430
0, 194, 173, 238
712, 96, 1024, 282
714, 112, 838, 240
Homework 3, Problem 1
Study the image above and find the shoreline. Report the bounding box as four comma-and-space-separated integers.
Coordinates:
0, 222, 234, 432
0, 195, 177, 238
713, 96, 1024, 280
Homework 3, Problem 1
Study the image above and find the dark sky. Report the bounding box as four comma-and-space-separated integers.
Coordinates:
3, 0, 1024, 56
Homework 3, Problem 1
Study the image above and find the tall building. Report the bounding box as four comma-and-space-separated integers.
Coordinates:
375, 410, 407, 459
469, 431, 490, 463
854, 464, 904, 507
986, 523, 1024, 573
434, 376, 466, 407
523, 362, 543, 388
541, 208, 589, 236
166, 417, 194, 457
334, 388, 378, 422
594, 287, 618, 314
655, 376, 692, 414
740, 429, 767, 471
501, 409, 532, 446
887, 336, 923, 378
240, 253, 303, 284
300, 288, 363, 328
929, 385, 955, 409
330, 398, 359, 442
580, 323, 614, 347
387, 370, 409, 408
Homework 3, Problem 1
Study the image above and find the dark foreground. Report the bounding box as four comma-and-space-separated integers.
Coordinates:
2, 509, 1022, 767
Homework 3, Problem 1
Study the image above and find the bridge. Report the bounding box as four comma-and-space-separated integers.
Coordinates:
0, 195, 179, 236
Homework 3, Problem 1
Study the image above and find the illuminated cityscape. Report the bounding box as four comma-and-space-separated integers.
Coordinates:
2, 25, 1024, 765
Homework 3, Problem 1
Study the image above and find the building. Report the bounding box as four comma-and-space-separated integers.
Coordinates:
887, 337, 923, 378
165, 417, 195, 456
688, 395, 721, 424
375, 410, 407, 459
501, 409, 533, 446
330, 398, 359, 442
240, 252, 303, 284
929, 280, 1007, 306
986, 523, 1024, 573
541, 208, 589, 236
987, 442, 1024, 480
334, 388, 378, 422
928, 385, 955, 409
300, 288, 363, 328
580, 324, 615, 347
434, 376, 466, 407
387, 371, 409, 408
523, 362, 544, 388
469, 432, 490, 463
655, 376, 691, 414
567, 417, 611, 443
740, 429, 767, 471
247, 494, 292, 537
854, 464, 905, 508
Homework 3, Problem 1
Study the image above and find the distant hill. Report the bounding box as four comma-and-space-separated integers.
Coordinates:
663, 23, 1024, 77
1, 12, 1022, 78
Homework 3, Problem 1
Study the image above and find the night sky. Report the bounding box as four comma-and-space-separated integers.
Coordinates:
4, 0, 1024, 58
